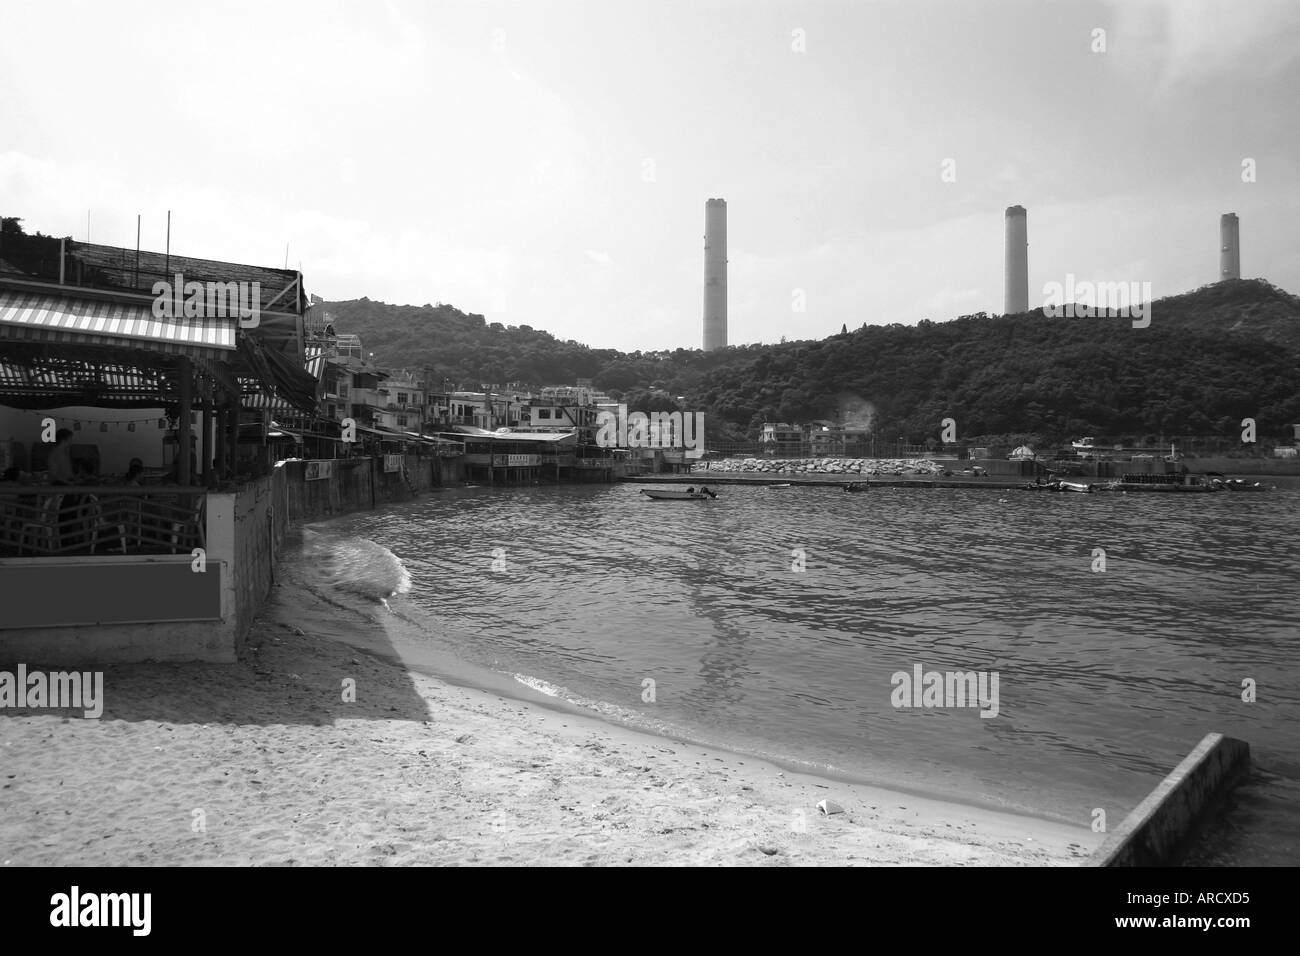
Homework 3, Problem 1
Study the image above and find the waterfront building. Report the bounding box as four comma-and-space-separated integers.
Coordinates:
527, 385, 602, 443
761, 422, 804, 456
447, 390, 529, 430
0, 220, 319, 662
375, 370, 424, 434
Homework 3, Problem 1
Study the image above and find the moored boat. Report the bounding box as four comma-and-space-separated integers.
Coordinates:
1098, 473, 1219, 493
639, 487, 718, 500
1055, 480, 1093, 493
1020, 479, 1092, 493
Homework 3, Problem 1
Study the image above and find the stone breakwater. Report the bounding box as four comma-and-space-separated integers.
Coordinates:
693, 457, 951, 477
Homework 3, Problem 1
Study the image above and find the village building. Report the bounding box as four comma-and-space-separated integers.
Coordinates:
0, 222, 319, 663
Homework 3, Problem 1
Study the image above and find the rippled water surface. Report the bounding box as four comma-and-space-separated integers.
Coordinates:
314, 481, 1300, 864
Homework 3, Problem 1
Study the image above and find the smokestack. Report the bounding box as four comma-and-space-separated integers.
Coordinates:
1220, 213, 1240, 280
1004, 205, 1028, 314
703, 198, 727, 351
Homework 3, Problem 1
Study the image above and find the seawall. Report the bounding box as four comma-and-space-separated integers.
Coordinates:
0, 453, 463, 665
280, 453, 462, 521
1088, 733, 1251, 866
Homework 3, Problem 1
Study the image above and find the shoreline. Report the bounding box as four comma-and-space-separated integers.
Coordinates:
630, 472, 1028, 490
309, 558, 1091, 833
0, 541, 1102, 865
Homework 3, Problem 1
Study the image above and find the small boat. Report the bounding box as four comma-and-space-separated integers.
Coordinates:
1021, 479, 1092, 493
842, 482, 868, 492
1219, 478, 1272, 492
639, 487, 718, 501
768, 483, 793, 488
1055, 481, 1093, 493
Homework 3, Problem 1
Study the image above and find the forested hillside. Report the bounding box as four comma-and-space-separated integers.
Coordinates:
316, 278, 1300, 445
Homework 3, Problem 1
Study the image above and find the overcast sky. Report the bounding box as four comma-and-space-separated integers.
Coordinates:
2, 0, 1297, 352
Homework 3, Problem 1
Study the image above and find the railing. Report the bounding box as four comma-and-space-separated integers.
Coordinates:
0, 238, 301, 315
0, 486, 206, 558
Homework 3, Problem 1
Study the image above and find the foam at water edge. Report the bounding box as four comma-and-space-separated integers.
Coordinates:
314, 536, 413, 603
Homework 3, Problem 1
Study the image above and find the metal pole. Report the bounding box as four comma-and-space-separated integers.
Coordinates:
177, 357, 192, 487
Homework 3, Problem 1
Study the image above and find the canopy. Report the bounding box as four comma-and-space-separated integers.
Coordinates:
0, 287, 235, 358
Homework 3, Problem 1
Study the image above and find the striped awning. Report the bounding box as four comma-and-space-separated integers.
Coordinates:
0, 288, 236, 358
305, 347, 327, 380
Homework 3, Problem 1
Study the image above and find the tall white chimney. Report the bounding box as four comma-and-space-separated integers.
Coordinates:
1004, 205, 1028, 314
703, 198, 727, 351
1220, 213, 1240, 280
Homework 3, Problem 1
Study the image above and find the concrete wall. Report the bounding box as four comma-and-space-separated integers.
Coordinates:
278, 454, 459, 522
0, 555, 235, 665
0, 456, 459, 665
221, 473, 287, 643
1187, 457, 1300, 476
1088, 733, 1251, 866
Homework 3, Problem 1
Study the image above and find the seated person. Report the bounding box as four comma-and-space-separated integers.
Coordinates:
123, 458, 145, 485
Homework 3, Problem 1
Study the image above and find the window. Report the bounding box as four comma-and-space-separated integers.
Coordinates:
398, 393, 408, 406
338, 382, 350, 398
398, 416, 408, 427
538, 408, 551, 419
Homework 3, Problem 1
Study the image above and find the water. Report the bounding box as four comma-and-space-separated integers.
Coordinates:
302, 481, 1300, 864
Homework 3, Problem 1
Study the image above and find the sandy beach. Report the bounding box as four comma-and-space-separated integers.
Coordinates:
1, 561, 1102, 867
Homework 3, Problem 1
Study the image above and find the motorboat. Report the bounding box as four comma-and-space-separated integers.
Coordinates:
639, 487, 718, 500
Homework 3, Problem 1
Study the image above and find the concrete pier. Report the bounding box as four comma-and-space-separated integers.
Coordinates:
1088, 733, 1251, 867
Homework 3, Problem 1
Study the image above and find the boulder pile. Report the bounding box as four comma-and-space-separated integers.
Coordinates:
693, 457, 950, 477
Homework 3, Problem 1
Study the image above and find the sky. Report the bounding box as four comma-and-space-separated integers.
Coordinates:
2, 0, 1297, 352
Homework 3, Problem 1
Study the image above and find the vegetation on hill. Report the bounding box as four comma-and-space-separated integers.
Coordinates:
316, 279, 1300, 446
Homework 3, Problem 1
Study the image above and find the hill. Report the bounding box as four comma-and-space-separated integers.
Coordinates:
315, 279, 1300, 445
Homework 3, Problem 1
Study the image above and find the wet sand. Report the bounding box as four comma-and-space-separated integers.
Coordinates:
0, 568, 1102, 866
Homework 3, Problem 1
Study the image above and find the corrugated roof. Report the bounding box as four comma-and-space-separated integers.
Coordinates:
0, 288, 235, 356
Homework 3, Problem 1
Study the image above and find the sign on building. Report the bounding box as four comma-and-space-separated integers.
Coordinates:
305, 460, 333, 481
